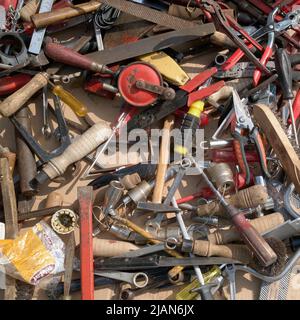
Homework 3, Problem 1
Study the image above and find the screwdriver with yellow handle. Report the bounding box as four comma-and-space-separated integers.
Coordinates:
176, 265, 223, 300
0, 72, 87, 117
49, 82, 87, 117
175, 100, 205, 156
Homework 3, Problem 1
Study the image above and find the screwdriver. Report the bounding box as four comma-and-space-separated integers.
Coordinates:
0, 72, 88, 117
175, 100, 204, 156
49, 82, 87, 117
275, 48, 299, 147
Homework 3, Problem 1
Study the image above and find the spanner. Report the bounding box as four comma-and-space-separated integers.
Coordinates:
116, 237, 178, 258
145, 158, 192, 232
41, 86, 52, 138
224, 264, 237, 300
94, 271, 149, 288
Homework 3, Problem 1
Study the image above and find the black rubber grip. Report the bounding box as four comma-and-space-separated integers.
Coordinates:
275, 48, 294, 100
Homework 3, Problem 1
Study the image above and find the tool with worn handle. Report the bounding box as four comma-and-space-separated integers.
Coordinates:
92, 238, 140, 257
196, 184, 269, 216
31, 0, 101, 28
253, 104, 300, 195
44, 41, 113, 75
172, 197, 213, 300
194, 160, 277, 267
208, 212, 285, 245
31, 122, 112, 187
152, 115, 174, 203
0, 72, 49, 117
113, 216, 186, 281
189, 240, 252, 264
15, 107, 37, 197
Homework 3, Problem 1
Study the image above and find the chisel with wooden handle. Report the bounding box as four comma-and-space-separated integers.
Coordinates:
44, 41, 113, 75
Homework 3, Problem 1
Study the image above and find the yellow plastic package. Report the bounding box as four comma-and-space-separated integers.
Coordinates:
0, 221, 65, 285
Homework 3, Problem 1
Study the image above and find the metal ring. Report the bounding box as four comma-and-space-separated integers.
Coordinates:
181, 157, 192, 168
133, 272, 149, 288
165, 237, 178, 250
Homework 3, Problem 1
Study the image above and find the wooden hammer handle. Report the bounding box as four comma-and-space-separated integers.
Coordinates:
152, 115, 175, 203
0, 72, 49, 117
31, 1, 101, 28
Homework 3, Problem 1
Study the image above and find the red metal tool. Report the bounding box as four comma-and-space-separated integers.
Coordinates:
288, 89, 300, 124
231, 89, 270, 185
253, 7, 278, 86
78, 186, 94, 300
0, 74, 32, 96
126, 67, 224, 130
212, 148, 260, 163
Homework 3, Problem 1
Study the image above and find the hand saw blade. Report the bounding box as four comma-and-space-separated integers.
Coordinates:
86, 25, 215, 65
100, 0, 205, 31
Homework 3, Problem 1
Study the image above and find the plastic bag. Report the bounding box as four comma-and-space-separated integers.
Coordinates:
0, 221, 65, 285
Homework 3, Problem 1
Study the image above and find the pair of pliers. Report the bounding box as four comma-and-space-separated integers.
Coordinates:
223, 9, 300, 72
231, 89, 270, 185
253, 7, 279, 86
126, 67, 225, 131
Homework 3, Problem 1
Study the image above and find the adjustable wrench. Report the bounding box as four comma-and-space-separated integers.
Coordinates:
94, 271, 149, 288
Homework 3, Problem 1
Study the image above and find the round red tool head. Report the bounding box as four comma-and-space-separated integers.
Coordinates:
118, 62, 163, 107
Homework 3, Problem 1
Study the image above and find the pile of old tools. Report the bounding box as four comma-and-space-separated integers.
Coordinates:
0, 0, 299, 301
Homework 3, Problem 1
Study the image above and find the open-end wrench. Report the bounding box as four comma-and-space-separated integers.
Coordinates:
41, 86, 52, 138
116, 238, 178, 258
145, 159, 191, 232
94, 271, 149, 288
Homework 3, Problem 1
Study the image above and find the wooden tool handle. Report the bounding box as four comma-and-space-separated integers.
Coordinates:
193, 240, 252, 264
197, 185, 269, 216
0, 72, 49, 117
210, 31, 236, 49
45, 42, 93, 71
93, 239, 140, 257
45, 191, 64, 208
253, 104, 300, 195
0, 147, 16, 175
208, 212, 285, 245
31, 1, 101, 28
152, 115, 175, 203
230, 211, 277, 267
20, 0, 41, 22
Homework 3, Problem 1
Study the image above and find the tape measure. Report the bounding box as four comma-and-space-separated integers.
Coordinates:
28, 0, 54, 55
